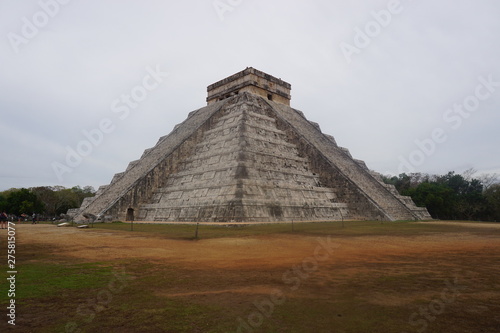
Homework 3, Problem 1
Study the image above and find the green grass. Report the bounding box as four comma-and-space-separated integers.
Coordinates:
2, 220, 498, 332
85, 220, 493, 240
0, 262, 113, 303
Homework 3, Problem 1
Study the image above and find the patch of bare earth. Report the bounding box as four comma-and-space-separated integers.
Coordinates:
5, 222, 500, 332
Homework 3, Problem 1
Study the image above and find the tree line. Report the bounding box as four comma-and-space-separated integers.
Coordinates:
1, 172, 499, 222
383, 170, 500, 221
0, 186, 95, 219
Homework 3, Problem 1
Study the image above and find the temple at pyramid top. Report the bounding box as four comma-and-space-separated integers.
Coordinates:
207, 67, 292, 106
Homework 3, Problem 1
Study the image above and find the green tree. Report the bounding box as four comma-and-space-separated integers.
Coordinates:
0, 193, 6, 212
31, 186, 59, 216
383, 173, 411, 193
383, 170, 493, 221
3, 188, 45, 215
484, 184, 500, 221
31, 186, 96, 216
404, 182, 455, 219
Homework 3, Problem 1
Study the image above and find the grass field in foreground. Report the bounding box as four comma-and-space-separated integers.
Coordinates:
1, 220, 499, 333
86, 219, 498, 239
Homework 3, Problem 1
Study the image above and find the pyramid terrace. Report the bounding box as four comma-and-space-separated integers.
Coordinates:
71, 68, 430, 223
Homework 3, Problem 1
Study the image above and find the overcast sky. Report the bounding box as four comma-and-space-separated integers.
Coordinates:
1, 0, 499, 191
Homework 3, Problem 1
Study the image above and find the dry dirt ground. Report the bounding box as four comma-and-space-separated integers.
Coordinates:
2, 221, 500, 332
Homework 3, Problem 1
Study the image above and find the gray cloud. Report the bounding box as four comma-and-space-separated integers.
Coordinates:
1, 0, 499, 190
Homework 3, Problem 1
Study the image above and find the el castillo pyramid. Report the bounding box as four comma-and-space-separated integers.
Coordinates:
73, 67, 431, 223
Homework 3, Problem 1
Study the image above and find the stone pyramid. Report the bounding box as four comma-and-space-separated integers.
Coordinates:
73, 68, 431, 223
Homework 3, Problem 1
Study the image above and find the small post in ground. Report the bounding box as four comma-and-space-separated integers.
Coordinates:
194, 223, 199, 239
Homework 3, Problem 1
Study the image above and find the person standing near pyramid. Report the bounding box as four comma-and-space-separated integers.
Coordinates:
0, 211, 7, 229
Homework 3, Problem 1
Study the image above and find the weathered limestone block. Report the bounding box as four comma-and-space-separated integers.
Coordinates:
309, 121, 321, 132
126, 160, 139, 172
354, 159, 369, 171
66, 208, 79, 218
111, 173, 124, 184
324, 134, 337, 146
339, 147, 352, 158
141, 148, 153, 158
